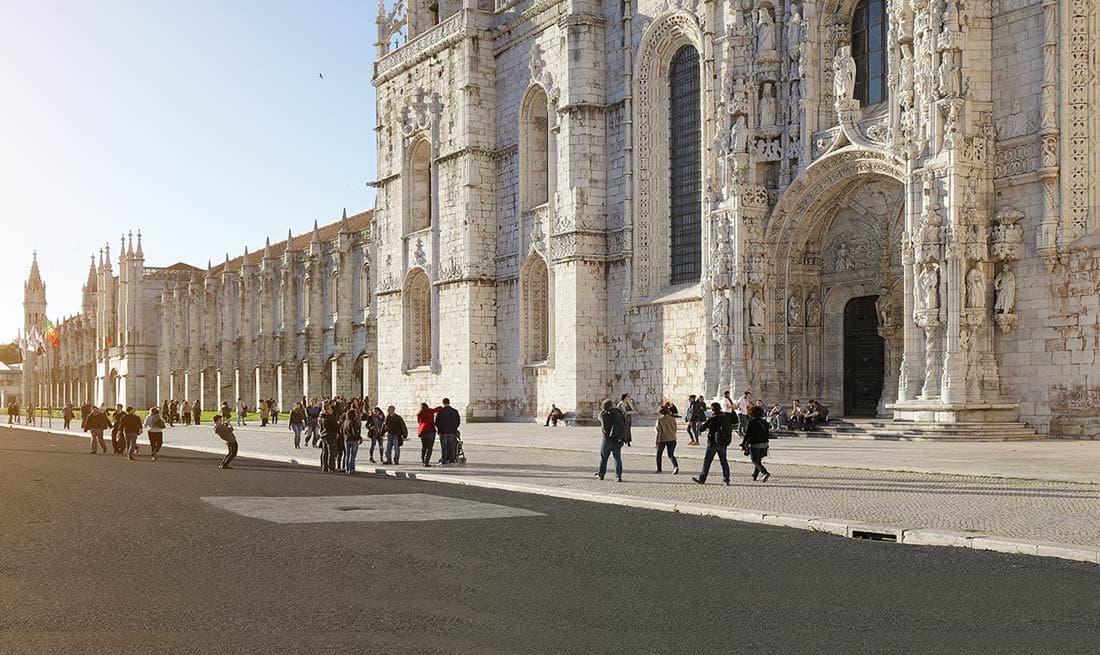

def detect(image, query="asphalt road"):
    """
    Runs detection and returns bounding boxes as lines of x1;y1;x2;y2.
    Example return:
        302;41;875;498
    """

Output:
1;430;1097;654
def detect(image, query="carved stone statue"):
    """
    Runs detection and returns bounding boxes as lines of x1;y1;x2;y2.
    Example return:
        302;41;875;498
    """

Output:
876;293;895;328
759;83;777;128
788;81;801;124
757;6;777;56
730;115;748;153
749;292;765;327
712;294;730;338
787;294;802;327
965;267;985;309
835;242;855;271
787;4;802;58
806;292;822;327
919;264;939;311
834;46;856;102
938;54;962;99
994;267;1016;314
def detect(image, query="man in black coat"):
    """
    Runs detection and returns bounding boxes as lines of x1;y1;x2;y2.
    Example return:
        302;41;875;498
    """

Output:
119;407;144;461
434;398;462;465
692;402;736;486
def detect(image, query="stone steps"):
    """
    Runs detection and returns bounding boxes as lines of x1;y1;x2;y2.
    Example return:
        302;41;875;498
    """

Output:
774;418;1042;442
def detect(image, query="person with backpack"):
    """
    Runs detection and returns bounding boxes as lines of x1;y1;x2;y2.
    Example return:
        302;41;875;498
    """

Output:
740;404;772;482
692;402;736;486
595;399;628;482
213;415;237;469
144;406;167;461
343;408;363;475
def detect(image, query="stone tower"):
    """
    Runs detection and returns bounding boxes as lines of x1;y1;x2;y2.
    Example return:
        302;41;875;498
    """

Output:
23;252;47;406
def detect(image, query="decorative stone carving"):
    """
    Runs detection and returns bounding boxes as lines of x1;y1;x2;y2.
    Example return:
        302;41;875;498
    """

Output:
756;6;777;59
994;266;1016;314
833;46;856;104
965;267;985;310
749;292;765;327
787;293;802;327
786;3;802;60
805;292;822;327
918;263;939;312
413;237;426;266
937;53;962;99
991;208;1024;262
712;293;730;340
759;83;777;128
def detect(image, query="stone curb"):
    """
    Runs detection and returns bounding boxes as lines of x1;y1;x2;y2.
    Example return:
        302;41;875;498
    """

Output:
6;424;1098;566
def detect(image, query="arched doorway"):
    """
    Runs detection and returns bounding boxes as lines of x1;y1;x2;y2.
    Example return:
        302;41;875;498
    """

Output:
843;295;884;416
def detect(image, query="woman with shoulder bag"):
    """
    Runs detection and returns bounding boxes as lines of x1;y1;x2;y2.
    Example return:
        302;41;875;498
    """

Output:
343;409;363;475
739;404;772;482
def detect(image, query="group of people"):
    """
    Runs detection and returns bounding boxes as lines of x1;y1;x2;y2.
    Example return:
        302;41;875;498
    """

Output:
281;396;464;474
6;400;36;425
596;390;774;485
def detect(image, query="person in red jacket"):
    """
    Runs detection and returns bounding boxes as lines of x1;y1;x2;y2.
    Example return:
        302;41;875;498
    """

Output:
416;402;437;467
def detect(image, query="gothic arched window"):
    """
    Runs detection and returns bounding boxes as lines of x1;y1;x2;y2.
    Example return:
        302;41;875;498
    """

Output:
360;263;371;316
408;139;432;233
404;269;432;368
852;0;888;107
668;44;702;286
521;255;549;363
520;85;550;210
331;270;340;316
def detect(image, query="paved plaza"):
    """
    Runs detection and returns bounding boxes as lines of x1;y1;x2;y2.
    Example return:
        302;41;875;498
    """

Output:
7;421;1100;560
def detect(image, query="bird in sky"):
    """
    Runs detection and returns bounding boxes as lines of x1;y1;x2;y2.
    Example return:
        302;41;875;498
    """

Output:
319;73;324;79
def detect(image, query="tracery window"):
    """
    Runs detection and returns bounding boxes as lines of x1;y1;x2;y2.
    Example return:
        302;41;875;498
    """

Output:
520;85;550;210
521;255;549;363
360;263;371;316
668;44;702;286
408;139;432;233
404;269;432;368
331;270;340;316
851;0;888;107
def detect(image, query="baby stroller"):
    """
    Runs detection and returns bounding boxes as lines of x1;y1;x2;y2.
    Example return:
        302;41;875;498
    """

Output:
455;435;467;465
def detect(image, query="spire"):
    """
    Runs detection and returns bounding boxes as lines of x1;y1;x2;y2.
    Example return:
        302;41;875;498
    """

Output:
263;236;271;259
26;251;44;291
98;247;104;268
127;231;134;255
339;208;350;234
119;235;126;262
85;255;97;291
312;219;321;242
206;259;213;279
136;230;143;256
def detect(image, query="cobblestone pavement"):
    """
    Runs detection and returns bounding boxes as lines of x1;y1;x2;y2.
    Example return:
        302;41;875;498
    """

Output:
16;420;1100;550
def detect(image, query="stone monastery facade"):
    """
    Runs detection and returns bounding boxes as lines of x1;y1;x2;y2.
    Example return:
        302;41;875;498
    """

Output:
22;213;377;414
23;0;1100;437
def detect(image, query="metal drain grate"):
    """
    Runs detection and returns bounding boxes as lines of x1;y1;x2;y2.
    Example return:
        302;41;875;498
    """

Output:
851;530;898;542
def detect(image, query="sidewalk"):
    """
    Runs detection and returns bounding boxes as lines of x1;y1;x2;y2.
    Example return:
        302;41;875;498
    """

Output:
7;421;1100;564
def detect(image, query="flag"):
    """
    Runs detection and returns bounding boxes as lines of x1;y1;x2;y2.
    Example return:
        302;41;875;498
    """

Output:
45;319;60;348
17;330;27;359
26;328;40;353
105;335;113;348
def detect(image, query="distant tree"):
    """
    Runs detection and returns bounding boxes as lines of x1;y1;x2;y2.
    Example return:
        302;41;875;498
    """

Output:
0;341;21;365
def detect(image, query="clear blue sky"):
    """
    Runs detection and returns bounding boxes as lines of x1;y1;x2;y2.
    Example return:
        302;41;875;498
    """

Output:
0;0;377;343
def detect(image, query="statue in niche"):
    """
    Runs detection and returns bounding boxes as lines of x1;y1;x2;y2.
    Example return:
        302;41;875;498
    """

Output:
757;6;777;56
919;264;939;311
834;46;856;102
787;3;802;57
938;53;962;99
749;292;766;327
730;115;748;153
965;267;985;309
898;45;914;109
875;293;895;328
787;294;803;327
994;266;1016;314
788;81;801;126
835;241;855;271
712;294;731;339
759;83;777;128
806;292;822;327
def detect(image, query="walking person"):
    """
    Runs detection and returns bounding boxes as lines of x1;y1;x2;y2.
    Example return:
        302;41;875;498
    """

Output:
235;398;246;426
692;402;736;486
735;390;752;436
168;400;178;427
213;415;237;469
85;405;110;454
304;398;321;447
319;402;341;472
119;406;144;461
144;407;166;461
288;402;306;449
595;399;627;482
343;408;362;475
655;404;679;474
110;404;126;454
382;405;407;465
434;398;461;465
740;405;772;482
182;400;192;426
220;401;231;422
416;402;437;467
260;400;270;427
616;393;637;447
62;402;74;430
269;400;279;425
192;400;202;426
367;407;385;463
685;394;706;445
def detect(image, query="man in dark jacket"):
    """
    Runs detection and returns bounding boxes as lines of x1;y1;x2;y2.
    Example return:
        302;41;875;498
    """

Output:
382;406;407;465
434;398;462;466
213;415;237;469
319;402;342;472
595;399;627;482
692;402;736;486
85;406;111;453
110;404;126;454
119;407;144;461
